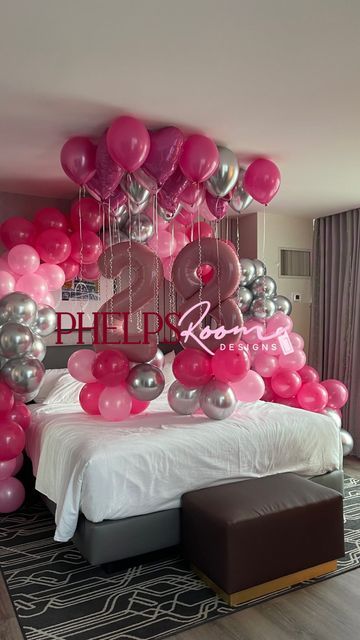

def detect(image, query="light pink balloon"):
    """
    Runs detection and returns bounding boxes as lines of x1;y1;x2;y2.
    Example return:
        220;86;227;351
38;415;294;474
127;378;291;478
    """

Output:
0;458;17;481
8;244;40;275
0;270;15;296
289;332;304;350
278;349;306;371
232;370;265;402
0;477;25;513
36;264;65;291
68;349;97;383
242;320;266;345
253;352;279;378
266;311;293;335
148;229;177;258
38;291;56;307
98;385;132;422
15;273;48;301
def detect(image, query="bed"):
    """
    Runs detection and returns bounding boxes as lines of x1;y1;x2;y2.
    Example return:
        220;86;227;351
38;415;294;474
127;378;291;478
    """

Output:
26;345;344;565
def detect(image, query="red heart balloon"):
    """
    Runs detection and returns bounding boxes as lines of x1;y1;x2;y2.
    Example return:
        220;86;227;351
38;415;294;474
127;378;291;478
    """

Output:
142;127;184;188
205;191;229;220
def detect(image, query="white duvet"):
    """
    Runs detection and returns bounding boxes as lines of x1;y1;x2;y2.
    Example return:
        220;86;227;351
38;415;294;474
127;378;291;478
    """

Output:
27;397;343;542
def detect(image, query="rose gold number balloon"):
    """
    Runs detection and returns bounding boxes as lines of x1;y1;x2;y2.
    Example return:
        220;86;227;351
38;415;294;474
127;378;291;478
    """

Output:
172;238;242;353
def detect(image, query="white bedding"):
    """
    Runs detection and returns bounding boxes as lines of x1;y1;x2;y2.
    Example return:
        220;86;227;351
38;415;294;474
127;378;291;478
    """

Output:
26;396;343;542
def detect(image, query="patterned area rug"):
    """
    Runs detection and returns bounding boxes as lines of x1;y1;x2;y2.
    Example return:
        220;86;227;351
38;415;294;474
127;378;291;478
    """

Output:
1;476;360;640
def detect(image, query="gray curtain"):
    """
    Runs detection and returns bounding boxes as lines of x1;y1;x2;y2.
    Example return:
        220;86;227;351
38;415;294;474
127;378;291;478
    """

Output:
309;209;360;456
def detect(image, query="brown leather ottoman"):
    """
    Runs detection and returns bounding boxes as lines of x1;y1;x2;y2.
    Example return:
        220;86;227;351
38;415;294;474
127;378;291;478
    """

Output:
182;473;344;606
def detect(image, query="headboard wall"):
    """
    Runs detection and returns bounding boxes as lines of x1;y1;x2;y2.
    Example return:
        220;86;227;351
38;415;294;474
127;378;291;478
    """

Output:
43;343;176;369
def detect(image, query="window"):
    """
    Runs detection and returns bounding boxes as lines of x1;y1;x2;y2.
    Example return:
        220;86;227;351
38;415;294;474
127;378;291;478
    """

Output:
279;249;311;277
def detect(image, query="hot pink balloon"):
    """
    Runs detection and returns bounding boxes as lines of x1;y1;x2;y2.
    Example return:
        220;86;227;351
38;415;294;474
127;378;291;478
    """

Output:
34;208;68;232
297;382;328;412
299;365;320;384
0;420;25;462
173;348;212;388
35;229;72;264
278;349;307;371
179;134;219;183
131;398;150;415
8;244;40;275
15;273;48;302
98;385;132;422
13;452;24;475
173;229;188;253
59;257;80;281
0;270;15;296
79;382;104;415
81;262;100;281
70;198;102;232
181;183;204;210
266;311;293;335
0;217;36;249
196;264;214;284
107;116;150;172
86;133;124;201
71;230;103;265
212;343;250;383
0;382;14;416
321;379;349;409
232;370;265;402
0;458;17;481
8;403;31;431
244;158;281;205
271;370;302;398
68;349;97;383
142;126;184;188
253;352;279;377
0;477;25;513
176;208;195;226
186;221;214;241
261;378;276;402
205;191;229;220
275;395;300;408
60;136;96;186
36;264;65;291
289;332;304;351
148;229;176;258
92;350;129;387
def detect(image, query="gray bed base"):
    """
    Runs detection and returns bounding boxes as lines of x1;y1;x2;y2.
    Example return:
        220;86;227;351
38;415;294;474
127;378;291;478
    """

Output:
41;470;344;566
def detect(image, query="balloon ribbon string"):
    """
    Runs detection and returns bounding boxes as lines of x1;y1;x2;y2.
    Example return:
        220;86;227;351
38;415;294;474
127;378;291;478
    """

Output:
127;195;133;321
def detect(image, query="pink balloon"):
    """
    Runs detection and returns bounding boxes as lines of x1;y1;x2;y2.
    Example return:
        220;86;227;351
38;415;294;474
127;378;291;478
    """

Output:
261;336;282;356
297;382;328;412
244;158;281;205
0;420;25;462
38;291;55;307
205;191;229;220
13;452;24;475
0;477;25;513
253;352;279;377
92;350;129;387
34;208;68;232
81;262;100;281
275;395;300;408
86;133;124;201
142;126;184;188
278;349;307;371
173;348;212;388
266;311;293;335
212;343;250;383
7;402;31;431
0;217;36;249
176;208;195;227
196;264;214;284
321;379;348;410
271;370;302;398
59;257;80;281
60;136;96;186
0;269;15;296
16;273;48;301
299;365;320;384
242;319;266;345
232;370;265;402
98;385;132;422
289;332;304;350
79;382;104;415
107;116;150;172
0;458;17;481
8;244;40;275
179;134;219;183
35;229;72;264
68;349;97;383
131;398;150;415
261;378;276;402
186;221;214;241
147;229;176;258
70;198;102;232
158;167;190;213
71;230;103;265
181;183;205;210
173;229;188;254
36;264;65;291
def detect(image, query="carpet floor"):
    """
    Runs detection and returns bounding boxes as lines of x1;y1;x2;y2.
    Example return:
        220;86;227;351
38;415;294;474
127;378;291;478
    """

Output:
1;475;359;640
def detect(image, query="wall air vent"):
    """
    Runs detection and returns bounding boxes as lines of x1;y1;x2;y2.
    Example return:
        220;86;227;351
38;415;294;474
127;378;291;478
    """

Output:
279;248;311;277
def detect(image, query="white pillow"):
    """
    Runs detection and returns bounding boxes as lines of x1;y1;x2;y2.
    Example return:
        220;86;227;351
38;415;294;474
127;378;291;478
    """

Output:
42;372;83;405
34;369;68;403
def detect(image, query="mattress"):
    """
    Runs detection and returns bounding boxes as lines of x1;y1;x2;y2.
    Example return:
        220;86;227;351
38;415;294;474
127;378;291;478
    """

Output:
26;397;343;542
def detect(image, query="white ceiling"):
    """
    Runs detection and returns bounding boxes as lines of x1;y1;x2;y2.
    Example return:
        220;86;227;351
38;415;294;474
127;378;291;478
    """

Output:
0;0;360;217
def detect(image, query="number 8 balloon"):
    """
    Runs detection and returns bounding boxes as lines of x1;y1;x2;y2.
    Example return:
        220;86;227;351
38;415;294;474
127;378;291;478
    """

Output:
172;238;242;353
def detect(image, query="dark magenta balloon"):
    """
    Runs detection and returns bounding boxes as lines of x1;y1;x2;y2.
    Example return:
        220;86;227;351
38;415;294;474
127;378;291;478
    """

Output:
92;350;130;387
0;421;25;462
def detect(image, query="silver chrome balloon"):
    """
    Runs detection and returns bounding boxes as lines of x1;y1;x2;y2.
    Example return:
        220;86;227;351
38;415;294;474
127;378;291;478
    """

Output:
250;296;276;320
147;348;165;370
15;390;39;404
0;322;33;358
236;286;253;313
158;204;181;222
206;146;239;198
200;380;236;420
129;199;150;215
0;292;37;327
340;429;354;456
251;276;277;299
125;214;154;243
31;306;57;337
121;173;150;205
322;407;342;429
28;334;46;362
2;356;45;394
111;204;128;227
239;258;256;286
273;295;292;315
252;258;267;278
126;363;165;401
229;168;253;213
168;381;201;415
